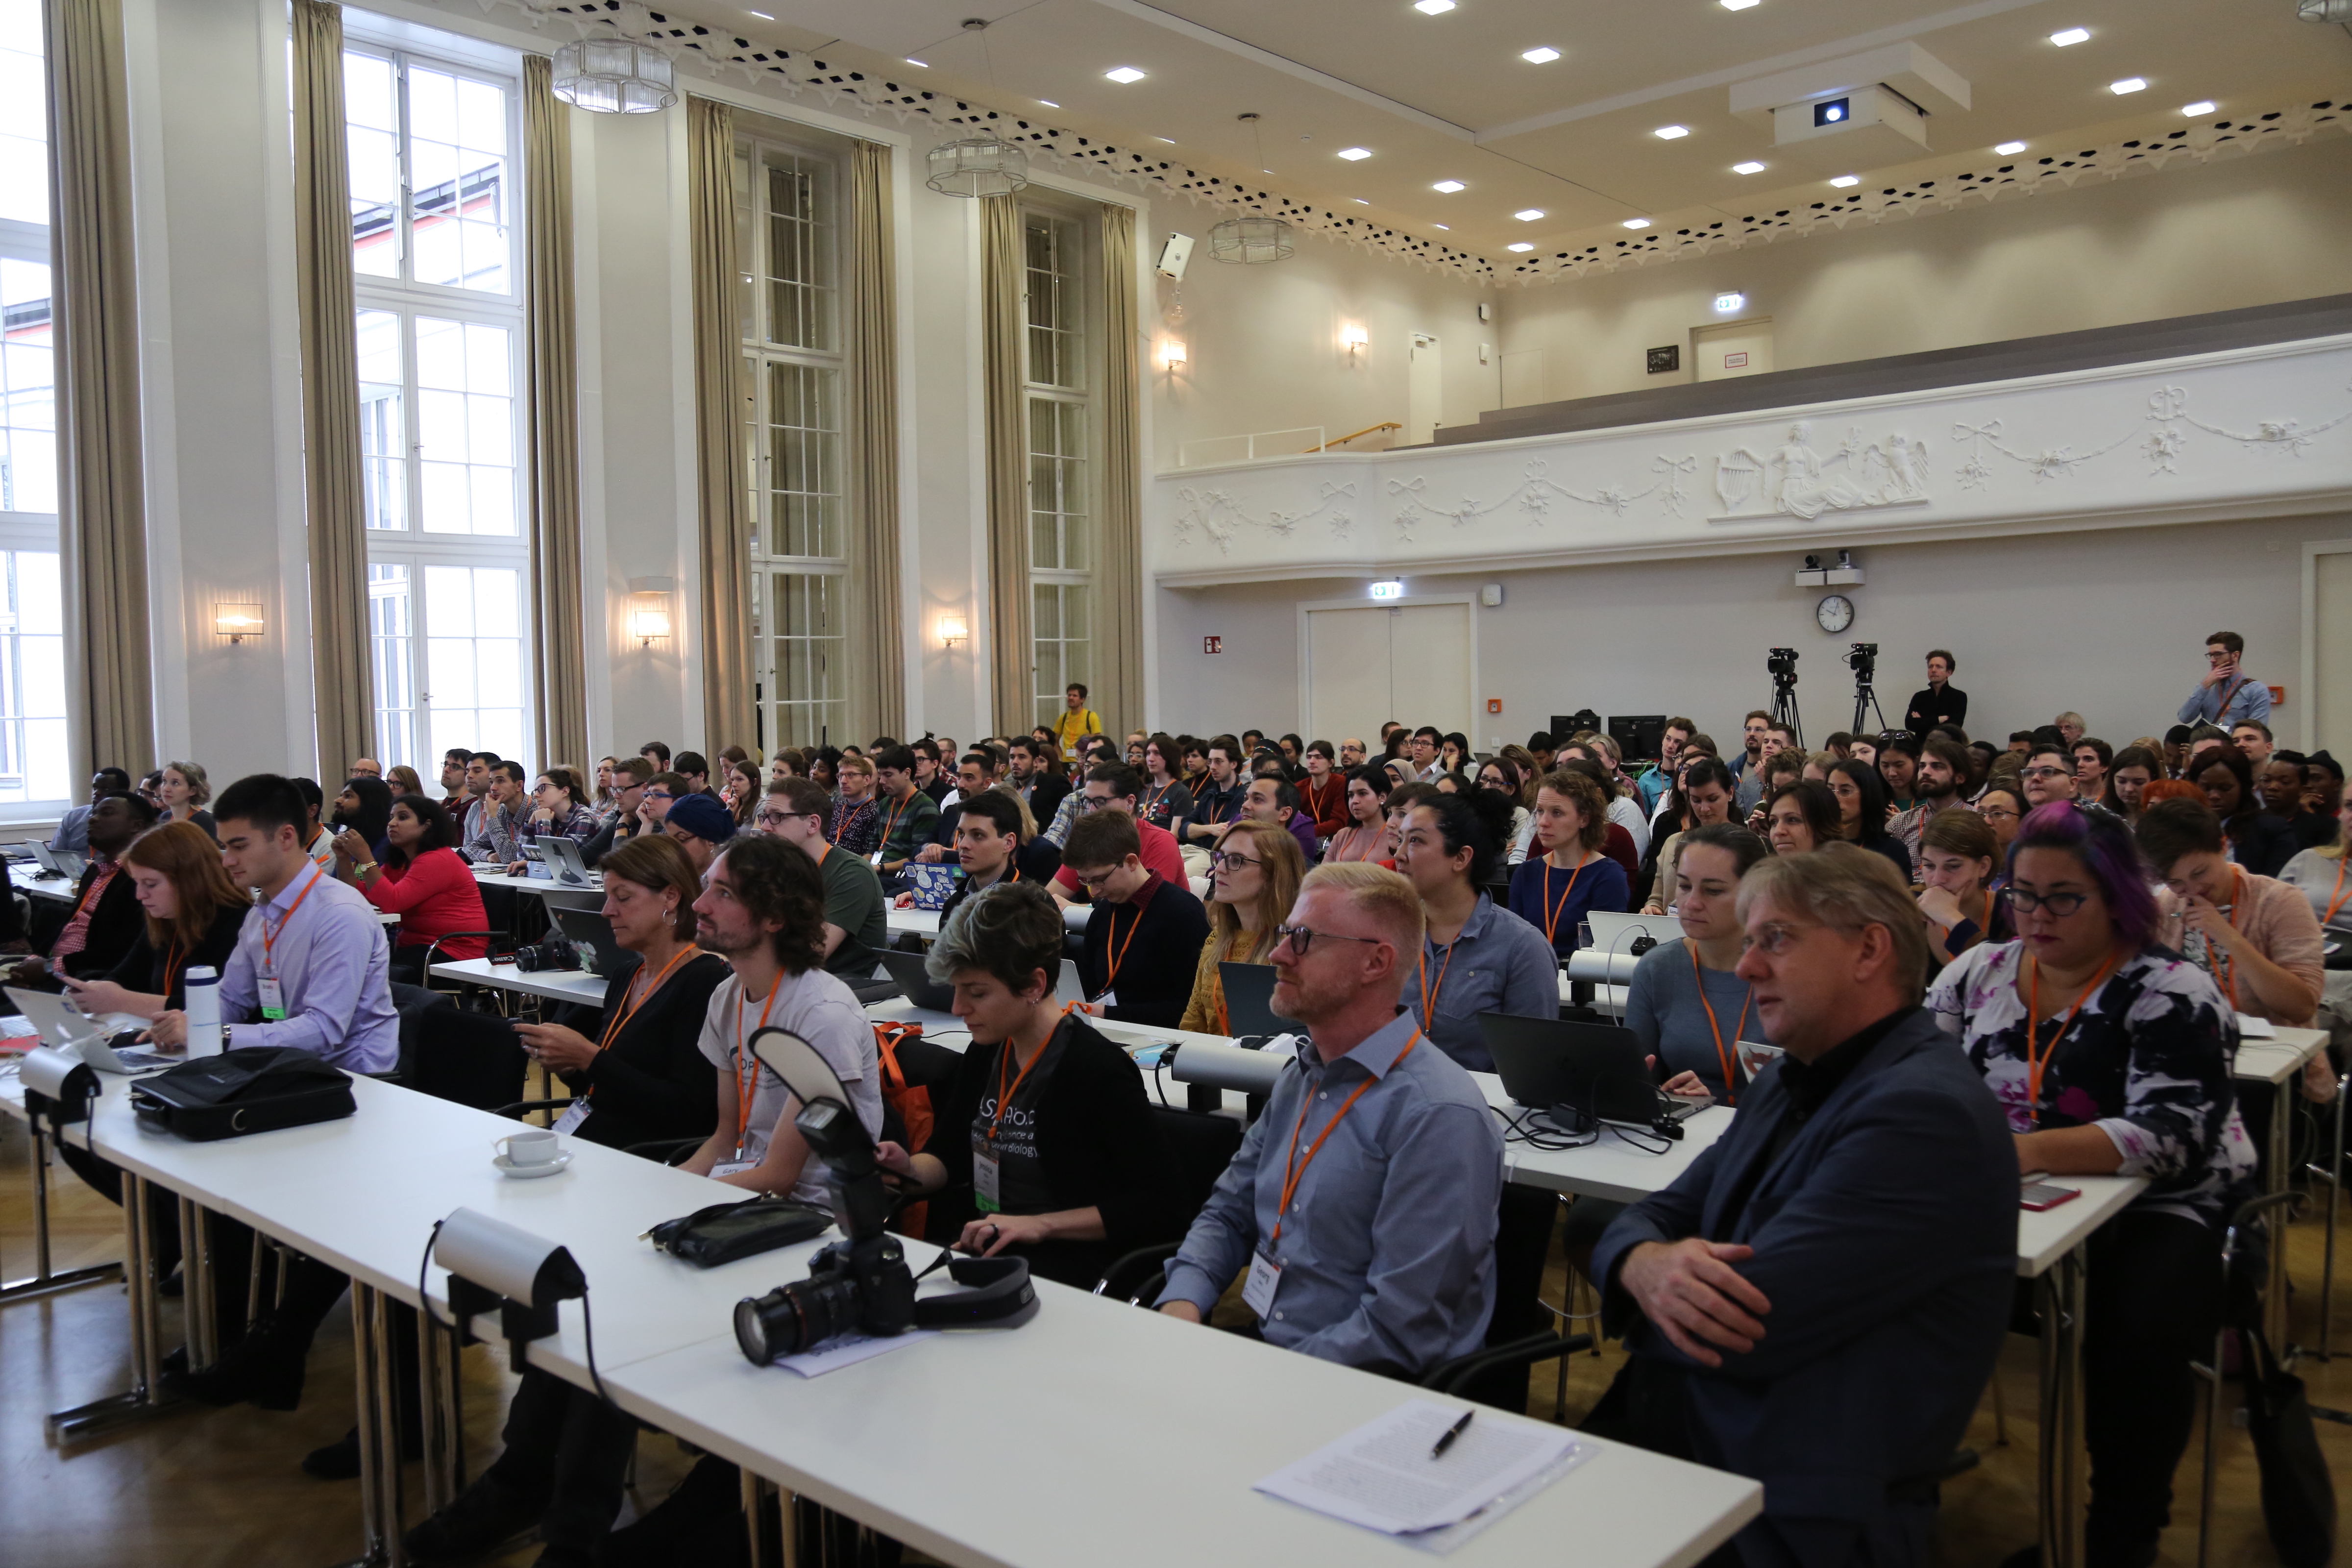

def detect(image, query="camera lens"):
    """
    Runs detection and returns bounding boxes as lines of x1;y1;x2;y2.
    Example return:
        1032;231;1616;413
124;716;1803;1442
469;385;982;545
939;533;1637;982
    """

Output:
734;1274;864;1364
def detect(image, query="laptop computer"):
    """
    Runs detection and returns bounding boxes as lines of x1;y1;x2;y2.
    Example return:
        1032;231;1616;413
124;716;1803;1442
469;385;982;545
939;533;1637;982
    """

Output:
1583;910;1686;957
1054;958;1086;1006
538;888;606;914
552;908;628;979
881;949;957;1014
538;835;594;886
4;986;174;1073
1218;961;1289;1038
28;843;83;880
1476;1013;1703;1127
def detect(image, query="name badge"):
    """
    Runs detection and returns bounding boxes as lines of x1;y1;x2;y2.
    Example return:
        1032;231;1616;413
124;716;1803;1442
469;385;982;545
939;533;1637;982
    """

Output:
1094;989;1118;1011
869;851;885;868
1242;1248;1282;1318
973;1141;1003;1212
552;1102;589;1135
710;1158;755;1180
257;977;287;1020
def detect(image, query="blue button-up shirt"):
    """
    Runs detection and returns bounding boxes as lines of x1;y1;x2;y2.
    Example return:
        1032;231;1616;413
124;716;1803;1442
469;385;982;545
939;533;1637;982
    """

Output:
218;867;399;1073
1408;892;1562;1072
1159;1010;1502;1375
2177;673;2272;728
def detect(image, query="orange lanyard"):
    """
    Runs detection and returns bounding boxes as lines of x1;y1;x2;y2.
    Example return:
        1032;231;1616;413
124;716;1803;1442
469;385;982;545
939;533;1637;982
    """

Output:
1418;938;1459;1024
2024;950;2120;1123
1539;854;1589;949
1304;776;1340;820
1688;943;1753;1107
2323;858;2351;931
69;862;117;921
988;1019;1060;1140
829;797;870;845
1272;1031;1421;1248
731;979;784;1158
2203;867;2247;1009
877;792;915;852
599;944;702;1053
262;867;326;974
162;941;185;1001
1096;901;1147;998
2215;674;2249;716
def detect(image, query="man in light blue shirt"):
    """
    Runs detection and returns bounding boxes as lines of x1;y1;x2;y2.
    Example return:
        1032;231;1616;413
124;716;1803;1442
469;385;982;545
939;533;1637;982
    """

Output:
2176;629;2273;728
1159;863;1501;1376
1636;719;1694;815
147;773;397;1072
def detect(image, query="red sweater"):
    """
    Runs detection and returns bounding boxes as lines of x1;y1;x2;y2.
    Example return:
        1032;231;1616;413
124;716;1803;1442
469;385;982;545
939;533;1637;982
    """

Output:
1299;773;1349;837
363;847;490;958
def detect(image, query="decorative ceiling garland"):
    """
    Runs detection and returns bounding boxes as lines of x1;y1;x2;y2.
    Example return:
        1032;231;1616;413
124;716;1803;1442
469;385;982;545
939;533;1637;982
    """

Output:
454;1;2346;291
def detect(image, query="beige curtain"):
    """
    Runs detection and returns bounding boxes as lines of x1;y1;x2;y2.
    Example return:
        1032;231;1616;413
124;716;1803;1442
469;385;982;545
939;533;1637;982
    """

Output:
44;0;152;777
980;193;1029;735
688;97;754;753
1097;204;1144;736
522;57;586;771
291;0;373;778
846;140;903;741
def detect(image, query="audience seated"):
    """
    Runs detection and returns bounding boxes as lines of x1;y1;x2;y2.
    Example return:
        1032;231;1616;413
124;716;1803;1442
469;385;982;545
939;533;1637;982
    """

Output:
1829;758;1914;882
1508;768;1631;959
1062;809;1210;1029
1183;735;1249;851
921;792;1036;924
2259;755;2339;851
827;754;882;856
1297;740;1348;840
1764;780;1839;857
869;745;942;875
1889;735;1969;863
762;776;889;979
1179;819;1304;1035
11;792;158;989
1928;804;2253;1568
583;756;653;864
2191;741;2298;876
339;795;490;983
1641;757;1736;914
331;775;395;866
461;760;528;865
880;879;1182;1289
2139;797;2327;1054
1874;733;1921;812
505;766;597;873
1626;824;1770;1105
1392;788;1557;1072
2279;772;2352;1049
1322;763;1393;864
48;767;130;854
1048;764;1186;906
657;792;736;878
2107;745;2161;823
1917;808;2001;966
1158;863;1503;1376
1593;846;2015;1568
157;760;217;840
1137;733;1195;832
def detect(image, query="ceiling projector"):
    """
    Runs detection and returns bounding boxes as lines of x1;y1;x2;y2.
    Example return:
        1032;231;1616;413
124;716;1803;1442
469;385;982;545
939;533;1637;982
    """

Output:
1730;43;1971;171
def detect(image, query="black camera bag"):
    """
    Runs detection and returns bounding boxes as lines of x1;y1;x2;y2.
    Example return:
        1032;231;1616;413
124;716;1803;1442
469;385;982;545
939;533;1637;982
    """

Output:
130;1047;357;1141
649;1197;833;1267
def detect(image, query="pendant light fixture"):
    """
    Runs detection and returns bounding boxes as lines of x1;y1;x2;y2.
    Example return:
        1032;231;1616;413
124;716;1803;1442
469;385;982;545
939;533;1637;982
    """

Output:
1208;114;1294;264
925;20;1031;197
550;25;677;115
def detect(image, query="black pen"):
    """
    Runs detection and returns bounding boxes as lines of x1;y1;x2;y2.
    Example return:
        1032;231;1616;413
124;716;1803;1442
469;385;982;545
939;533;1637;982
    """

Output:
1430;1407;1475;1459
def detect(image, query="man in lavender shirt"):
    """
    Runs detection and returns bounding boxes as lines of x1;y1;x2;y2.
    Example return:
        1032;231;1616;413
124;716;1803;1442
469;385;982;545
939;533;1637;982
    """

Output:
157;774;401;1466
146;773;398;1072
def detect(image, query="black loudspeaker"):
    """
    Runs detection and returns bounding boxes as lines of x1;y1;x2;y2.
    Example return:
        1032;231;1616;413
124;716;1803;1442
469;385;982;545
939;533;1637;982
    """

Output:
1609;715;1667;762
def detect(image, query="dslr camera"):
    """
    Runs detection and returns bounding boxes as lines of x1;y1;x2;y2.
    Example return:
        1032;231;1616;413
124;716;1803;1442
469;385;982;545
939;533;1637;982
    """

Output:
512;933;580;973
733;1031;1036;1364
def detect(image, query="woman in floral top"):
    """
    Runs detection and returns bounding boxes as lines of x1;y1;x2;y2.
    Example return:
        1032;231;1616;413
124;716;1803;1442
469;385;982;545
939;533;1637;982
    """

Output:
1927;801;2252;1568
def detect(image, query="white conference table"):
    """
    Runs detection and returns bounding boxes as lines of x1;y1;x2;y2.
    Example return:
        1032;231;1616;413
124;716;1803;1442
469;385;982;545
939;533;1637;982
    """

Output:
10;861;82;905
2236;1024;2330;1347
36;1066;1763;1568
430;955;607;1007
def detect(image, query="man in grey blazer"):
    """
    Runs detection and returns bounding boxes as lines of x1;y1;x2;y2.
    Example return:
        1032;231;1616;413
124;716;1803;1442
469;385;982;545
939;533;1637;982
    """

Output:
1591;845;2015;1568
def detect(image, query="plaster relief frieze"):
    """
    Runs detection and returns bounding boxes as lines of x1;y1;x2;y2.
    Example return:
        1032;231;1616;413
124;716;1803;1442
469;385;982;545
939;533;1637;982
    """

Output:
1712;423;1931;522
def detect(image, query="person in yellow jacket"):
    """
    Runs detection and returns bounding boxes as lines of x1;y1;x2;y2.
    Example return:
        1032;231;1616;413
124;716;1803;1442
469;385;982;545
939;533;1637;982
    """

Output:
1049;683;1102;758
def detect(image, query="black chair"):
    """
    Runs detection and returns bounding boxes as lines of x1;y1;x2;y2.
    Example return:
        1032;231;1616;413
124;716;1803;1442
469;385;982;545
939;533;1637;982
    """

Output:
391;993;528;1113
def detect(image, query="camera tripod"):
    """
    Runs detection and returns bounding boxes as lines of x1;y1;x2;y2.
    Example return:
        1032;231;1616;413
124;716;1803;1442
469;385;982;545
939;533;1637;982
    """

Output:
1849;674;1888;739
1770;675;1803;752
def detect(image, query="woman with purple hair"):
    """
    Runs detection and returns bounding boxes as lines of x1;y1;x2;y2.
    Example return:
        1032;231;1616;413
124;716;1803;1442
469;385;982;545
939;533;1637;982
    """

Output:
1926;801;2253;1568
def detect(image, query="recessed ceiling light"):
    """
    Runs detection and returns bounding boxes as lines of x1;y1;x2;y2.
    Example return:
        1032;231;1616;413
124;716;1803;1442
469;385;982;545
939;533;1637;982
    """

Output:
1732;160;1766;174
2109;76;2146;95
1104;66;1146;83
1521;46;1560;63
1623;217;1652;229
1993;140;2026;155
1829;174;1860;187
1507;242;1535;252
1413;0;1455;13
1654;124;1690;140
1433;223;1450;230
2181;99;2215;116
1157;136;1176;143
1721;0;1760;9
1432;179;1466;193
905;57;929;67
1039;99;1059;108
748;10;773;18
1513;208;1545;221
1354;198;1370;204
2050;26;2090;46
1337;147;1372;160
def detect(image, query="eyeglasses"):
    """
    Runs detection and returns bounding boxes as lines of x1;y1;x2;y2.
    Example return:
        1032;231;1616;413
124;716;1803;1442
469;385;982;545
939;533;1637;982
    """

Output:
1981;806;2021;821
1078;793;1127;813
2021;766;2072;781
754;808;806;826
1272;923;1385;958
644;789;675;802
2009;886;2091;916
1069;866;1126;889
1207;849;1259;871
1740;920;1834;957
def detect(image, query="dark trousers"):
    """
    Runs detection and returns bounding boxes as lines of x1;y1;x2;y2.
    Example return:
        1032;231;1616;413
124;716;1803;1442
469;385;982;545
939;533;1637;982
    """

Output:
482;1367;640;1555
2076;1207;2224;1566
389;945;430;987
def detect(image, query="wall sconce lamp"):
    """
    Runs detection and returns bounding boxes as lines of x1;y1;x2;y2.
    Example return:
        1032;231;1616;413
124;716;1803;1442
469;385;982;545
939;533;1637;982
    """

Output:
626;577;674;649
940;613;970;650
1341;324;1369;359
215;603;266;644
1158;338;1187;369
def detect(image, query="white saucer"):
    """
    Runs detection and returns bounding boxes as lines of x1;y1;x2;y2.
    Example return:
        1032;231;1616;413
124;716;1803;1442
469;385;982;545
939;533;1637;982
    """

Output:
493;1152;572;1179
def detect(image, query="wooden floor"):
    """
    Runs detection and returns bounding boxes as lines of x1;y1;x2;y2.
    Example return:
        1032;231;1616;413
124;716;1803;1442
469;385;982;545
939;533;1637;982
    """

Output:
5;1107;2349;1567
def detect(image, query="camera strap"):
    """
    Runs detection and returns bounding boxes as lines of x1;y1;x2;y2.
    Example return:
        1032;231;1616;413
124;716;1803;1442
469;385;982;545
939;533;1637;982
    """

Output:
911;1253;1038;1328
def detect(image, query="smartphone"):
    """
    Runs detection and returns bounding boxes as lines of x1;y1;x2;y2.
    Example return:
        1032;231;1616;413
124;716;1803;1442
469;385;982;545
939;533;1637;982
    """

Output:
2020;1181;2081;1211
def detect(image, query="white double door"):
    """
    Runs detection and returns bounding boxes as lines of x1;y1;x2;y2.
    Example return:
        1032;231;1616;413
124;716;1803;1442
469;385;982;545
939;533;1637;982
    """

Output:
1304;602;1473;747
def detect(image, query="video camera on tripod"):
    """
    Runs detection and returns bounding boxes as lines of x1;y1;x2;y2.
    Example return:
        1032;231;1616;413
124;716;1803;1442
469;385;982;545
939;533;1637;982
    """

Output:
1764;648;1803;750
731;1029;1038;1364
1846;642;1879;676
1843;643;1889;735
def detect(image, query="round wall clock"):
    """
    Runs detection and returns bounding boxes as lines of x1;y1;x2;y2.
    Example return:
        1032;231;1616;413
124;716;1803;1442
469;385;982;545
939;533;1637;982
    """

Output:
1815;593;1856;633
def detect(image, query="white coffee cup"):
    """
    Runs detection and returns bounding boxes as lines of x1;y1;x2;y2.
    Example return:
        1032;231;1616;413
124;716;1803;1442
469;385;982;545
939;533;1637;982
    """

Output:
494;1128;561;1166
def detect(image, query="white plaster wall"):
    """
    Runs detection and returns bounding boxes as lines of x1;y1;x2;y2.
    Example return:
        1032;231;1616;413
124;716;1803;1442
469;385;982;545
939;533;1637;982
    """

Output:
1495;138;2352;408
1155;508;2350;755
